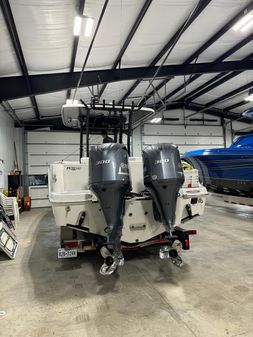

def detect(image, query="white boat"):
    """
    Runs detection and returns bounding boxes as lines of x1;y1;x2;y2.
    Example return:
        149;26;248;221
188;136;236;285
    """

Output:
48;101;208;275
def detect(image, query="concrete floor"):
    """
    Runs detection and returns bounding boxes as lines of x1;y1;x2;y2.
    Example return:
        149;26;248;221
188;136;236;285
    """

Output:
0;195;253;337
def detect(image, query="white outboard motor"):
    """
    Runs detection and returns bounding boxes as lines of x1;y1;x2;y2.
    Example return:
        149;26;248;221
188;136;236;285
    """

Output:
143;143;184;234
89;143;131;275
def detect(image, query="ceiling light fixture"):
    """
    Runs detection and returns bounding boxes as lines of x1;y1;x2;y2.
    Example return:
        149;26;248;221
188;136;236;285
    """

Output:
150;117;162;123
240;17;253;32
66;99;79;105
84;17;94;37
73;16;82;36
73;15;94;37
232;11;253;32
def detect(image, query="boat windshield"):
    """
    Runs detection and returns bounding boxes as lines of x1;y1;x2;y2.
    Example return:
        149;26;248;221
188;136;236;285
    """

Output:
230;134;253;148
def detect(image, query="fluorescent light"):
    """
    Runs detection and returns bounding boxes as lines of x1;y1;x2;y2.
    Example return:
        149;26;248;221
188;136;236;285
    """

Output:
240;17;253;32
245;95;253;102
84;17;94;37
73;15;94;37
73;16;82;36
150;117;162;123
232;11;253;32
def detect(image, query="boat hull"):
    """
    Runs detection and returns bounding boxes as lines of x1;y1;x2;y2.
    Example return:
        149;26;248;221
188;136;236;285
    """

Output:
183;151;253;196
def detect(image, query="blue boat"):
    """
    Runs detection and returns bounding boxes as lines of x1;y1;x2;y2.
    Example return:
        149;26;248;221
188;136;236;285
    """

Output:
182;134;253;197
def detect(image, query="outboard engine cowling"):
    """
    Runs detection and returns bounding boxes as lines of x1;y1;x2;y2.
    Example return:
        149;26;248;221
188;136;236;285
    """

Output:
89;143;131;275
143;143;184;234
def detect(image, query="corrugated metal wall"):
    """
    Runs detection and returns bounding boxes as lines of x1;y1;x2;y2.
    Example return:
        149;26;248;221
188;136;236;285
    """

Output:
142;124;224;153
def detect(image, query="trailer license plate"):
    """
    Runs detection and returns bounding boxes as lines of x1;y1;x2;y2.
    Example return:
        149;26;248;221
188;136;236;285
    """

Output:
58;248;77;259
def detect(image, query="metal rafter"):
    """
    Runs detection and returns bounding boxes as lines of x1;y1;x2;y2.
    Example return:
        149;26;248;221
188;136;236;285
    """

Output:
185;81;253;119
151;1;253;110
1;101;22;126
66;0;86;99
181;53;253;102
164;102;245;121
117;0;212;104
160;34;253;104
98;0;153;99
204;81;253;109
0;0;41;120
224;100;249;112
1;59;252;101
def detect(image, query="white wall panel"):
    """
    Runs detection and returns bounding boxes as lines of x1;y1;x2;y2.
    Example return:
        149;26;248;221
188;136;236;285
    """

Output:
27;131;102;145
28;185;50;208
143;135;223;145
143;124;223;136
28;154;79;166
27;144;84;155
143;122;224;154
28;166;50;175
0;109;15;188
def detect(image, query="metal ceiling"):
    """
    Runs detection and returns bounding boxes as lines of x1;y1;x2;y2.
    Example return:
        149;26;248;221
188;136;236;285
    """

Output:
0;0;252;128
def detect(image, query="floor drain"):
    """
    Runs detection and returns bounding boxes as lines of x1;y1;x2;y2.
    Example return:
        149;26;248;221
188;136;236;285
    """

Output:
0;310;6;319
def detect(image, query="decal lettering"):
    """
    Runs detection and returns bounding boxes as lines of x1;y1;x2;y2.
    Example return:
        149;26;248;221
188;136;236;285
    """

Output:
96;160;111;165
66;166;81;171
155;159;170;164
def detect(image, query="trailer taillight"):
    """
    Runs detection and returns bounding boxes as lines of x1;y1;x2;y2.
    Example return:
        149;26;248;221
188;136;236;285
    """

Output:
63;241;79;248
185;229;197;235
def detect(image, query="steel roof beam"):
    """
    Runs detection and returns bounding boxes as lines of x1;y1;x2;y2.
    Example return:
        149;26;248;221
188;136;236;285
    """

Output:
117;0;212;104
202;81;253;110
185;81;253;119
166;102;247;121
1;101;22;126
224;100;249;112
98;0;153;99
152;1;253;110
1;0;41;119
181;53;253;102
163;35;253;103
1;59;252;101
